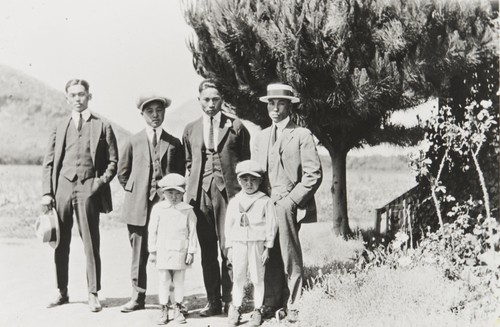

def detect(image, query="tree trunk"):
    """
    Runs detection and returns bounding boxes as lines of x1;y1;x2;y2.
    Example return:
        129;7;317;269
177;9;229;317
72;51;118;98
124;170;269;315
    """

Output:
327;145;352;238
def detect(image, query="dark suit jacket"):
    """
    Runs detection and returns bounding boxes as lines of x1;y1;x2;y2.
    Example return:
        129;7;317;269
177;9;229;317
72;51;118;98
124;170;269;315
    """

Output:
254;120;322;223
182;112;250;203
118;129;185;226
42;114;118;213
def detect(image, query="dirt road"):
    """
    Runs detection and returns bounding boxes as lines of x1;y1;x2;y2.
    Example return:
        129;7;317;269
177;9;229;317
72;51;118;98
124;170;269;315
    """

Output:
0;226;249;327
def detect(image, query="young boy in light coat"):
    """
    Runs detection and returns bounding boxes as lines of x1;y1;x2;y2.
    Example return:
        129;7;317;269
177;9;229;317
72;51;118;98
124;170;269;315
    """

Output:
225;160;277;327
148;173;197;325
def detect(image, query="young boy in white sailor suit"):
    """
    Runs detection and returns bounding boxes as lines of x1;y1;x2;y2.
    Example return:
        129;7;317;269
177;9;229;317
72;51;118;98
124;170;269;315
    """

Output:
225;160;277;327
148;173;198;325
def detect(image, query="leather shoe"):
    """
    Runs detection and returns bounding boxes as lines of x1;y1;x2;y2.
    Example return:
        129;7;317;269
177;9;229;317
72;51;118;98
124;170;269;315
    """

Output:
121;299;145;313
199;302;222;317
223;302;231;314
88;293;102;312
46;291;69;308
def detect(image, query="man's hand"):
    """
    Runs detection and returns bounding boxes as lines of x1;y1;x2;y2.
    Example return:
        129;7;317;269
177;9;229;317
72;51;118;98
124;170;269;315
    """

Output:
40;195;54;214
90;178;104;195
149;252;157;264
185;253;194;265
227;248;233;264
261;247;270;265
276;196;296;211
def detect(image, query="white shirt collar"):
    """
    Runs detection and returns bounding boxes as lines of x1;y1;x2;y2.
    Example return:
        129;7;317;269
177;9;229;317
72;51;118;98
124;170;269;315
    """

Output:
202;111;222;125
273;116;290;131
162;200;192;210
71;109;91;128
146;126;164;143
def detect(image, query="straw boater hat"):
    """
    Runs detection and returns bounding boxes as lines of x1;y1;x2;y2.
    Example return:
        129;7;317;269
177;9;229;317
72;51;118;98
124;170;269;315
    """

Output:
158;173;186;193
259;83;300;103
34;208;60;249
235;160;264;178
136;93;172;111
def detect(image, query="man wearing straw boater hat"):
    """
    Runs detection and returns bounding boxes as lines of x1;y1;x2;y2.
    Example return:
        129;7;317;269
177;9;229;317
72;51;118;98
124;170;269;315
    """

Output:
118;92;185;313
254;83;322;322
41;79;118;312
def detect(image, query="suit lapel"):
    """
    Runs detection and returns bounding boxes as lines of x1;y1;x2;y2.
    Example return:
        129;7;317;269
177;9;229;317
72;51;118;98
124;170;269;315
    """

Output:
90;115;102;164
159;130;170;160
217;113;231;148
260;127;272;170
193;117;204;152
278;120;296;155
54;117;72;168
139;129;151;162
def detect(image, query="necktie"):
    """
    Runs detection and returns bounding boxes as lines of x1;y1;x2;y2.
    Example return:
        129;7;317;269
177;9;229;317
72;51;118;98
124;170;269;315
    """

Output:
152;129;157;148
208;117;215;151
77;113;83;132
271;125;277;146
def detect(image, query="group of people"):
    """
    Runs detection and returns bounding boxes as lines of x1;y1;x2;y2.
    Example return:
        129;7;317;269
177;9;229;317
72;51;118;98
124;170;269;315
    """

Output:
41;78;322;326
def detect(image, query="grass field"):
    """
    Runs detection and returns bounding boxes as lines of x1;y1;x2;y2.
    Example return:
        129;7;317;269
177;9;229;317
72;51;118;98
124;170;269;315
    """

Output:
3;162;496;326
0;157;416;238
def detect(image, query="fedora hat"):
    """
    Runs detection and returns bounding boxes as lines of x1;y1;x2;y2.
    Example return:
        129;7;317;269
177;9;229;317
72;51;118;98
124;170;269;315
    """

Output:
259;83;300;103
136;93;172;111
34;208;60;249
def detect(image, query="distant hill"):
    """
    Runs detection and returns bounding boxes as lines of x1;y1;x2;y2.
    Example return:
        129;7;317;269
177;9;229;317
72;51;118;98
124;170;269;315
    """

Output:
0;65;130;164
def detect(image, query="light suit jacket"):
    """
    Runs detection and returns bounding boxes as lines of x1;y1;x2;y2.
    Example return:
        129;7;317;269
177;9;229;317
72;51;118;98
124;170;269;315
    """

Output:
182;112;250;204
117;129;185;226
42;114;118;213
254;120;322;223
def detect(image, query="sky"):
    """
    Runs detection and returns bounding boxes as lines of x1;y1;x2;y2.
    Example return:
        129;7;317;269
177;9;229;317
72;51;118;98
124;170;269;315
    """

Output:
0;0;432;155
0;0;201;133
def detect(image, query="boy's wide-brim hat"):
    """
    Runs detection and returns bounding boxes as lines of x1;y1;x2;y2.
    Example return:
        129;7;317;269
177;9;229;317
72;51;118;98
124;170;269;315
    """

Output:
158;173;186;193
236;160;264;178
34;208;60;249
136;93;172;111
259;83;300;103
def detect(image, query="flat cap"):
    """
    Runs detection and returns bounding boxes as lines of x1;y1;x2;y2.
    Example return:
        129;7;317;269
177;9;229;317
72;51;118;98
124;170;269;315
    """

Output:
236;160;264;178
136;93;172;111
158;173;186;193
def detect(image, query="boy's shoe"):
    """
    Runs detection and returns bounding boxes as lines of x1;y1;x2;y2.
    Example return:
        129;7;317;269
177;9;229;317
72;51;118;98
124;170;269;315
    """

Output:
173;303;187;324
88;293;102;312
179;302;189;316
157;305;169;325
286;309;299;323
248;308;263;327
227;305;241;327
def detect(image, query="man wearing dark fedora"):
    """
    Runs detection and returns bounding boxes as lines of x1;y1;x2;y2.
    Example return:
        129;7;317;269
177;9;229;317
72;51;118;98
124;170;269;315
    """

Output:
41;79;118;312
254;83;322;322
182;79;251;316
118;93;185;312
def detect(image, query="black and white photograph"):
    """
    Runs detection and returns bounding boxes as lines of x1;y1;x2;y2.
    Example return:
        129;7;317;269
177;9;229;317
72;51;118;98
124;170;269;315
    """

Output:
0;0;498;326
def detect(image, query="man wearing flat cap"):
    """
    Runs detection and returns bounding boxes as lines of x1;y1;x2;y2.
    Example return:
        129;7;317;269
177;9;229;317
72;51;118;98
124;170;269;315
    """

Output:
41;79;118;312
118;93;185;312
182;79;251;316
254;83;322;322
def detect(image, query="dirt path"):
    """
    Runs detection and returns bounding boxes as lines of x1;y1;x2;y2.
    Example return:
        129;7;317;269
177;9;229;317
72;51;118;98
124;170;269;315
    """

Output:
0;226;254;327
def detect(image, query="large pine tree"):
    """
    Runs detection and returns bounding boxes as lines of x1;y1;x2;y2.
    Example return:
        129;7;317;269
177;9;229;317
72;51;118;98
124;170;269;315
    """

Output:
183;0;498;236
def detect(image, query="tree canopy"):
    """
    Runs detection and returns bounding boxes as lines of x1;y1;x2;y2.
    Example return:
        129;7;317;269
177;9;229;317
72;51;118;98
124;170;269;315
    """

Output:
184;0;498;235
